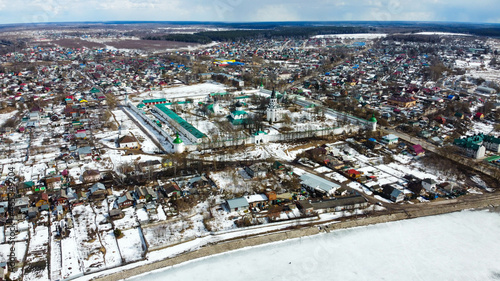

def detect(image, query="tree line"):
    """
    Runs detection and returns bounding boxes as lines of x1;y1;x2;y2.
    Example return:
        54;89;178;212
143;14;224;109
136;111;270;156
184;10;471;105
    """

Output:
142;26;369;43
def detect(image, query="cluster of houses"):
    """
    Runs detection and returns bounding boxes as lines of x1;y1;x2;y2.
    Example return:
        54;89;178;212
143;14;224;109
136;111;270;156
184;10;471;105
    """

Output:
0;170;218;227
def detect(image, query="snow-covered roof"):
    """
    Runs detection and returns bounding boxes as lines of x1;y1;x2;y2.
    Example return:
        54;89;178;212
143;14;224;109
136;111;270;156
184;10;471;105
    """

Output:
300;173;340;194
245;194;268;203
382;134;399;140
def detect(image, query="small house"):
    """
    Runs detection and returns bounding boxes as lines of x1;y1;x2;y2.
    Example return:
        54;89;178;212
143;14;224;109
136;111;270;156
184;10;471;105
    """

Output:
117;135;139;149
88;182;107;201
226;197;249;212
138;160;161;173
346;169;362;179
78;146;92;161
45;176;62;190
161;183;181;198
411;145;425;157
134;186;148;203
422;178;438;192
474;112;484;120
381;134;399;145
117;192;134;209
245;194;268;210
296;200;314;215
109;209;125;220
244;163;268;178
82;170;101;183
27;207;39;219
382;185;404;203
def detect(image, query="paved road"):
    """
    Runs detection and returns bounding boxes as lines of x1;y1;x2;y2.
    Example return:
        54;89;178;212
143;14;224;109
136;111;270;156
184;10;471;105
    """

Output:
381;127;437;153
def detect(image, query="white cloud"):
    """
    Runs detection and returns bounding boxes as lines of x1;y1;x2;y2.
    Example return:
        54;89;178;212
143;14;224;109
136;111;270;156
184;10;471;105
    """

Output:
0;0;500;24
253;4;301;22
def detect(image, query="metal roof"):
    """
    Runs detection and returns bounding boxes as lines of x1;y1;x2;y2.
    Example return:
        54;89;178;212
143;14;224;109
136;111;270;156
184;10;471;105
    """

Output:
226;197;249;210
155;104;206;139
300;173;340;194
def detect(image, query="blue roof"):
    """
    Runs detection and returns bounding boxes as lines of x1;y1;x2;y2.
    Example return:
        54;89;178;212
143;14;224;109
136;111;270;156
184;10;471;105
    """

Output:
78;146;92;154
391;188;402;198
227;197;249;210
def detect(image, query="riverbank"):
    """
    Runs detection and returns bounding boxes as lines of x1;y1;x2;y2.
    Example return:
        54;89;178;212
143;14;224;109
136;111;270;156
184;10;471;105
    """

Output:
89;194;500;281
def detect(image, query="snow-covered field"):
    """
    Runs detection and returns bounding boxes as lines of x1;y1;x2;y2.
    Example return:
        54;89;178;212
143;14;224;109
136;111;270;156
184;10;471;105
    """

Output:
313;33;387;39
414;32;471;36
117;228;144;263
127;210;500;281
134;82;227;101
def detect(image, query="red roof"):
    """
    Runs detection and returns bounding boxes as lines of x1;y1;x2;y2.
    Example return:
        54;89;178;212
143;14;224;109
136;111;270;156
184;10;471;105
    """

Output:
412;144;425;154
347;169;361;175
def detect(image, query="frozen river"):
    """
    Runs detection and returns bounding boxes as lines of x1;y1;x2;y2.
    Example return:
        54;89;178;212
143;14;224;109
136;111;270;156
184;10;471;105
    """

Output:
126;210;500;281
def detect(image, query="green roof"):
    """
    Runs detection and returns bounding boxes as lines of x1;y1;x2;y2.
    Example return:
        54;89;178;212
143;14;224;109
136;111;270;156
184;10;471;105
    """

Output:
155;104;206;139
232;110;247;116
234;95;251;100
24;181;35;188
484;134;500;144
228;117;246;125
137;103;145;108
210;92;230;96
368;114;377;122
485;155;500;162
143;98;168;104
90;87;100;93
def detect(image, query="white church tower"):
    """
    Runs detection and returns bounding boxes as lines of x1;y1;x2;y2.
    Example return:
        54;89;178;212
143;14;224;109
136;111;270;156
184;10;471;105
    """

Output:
266;88;280;123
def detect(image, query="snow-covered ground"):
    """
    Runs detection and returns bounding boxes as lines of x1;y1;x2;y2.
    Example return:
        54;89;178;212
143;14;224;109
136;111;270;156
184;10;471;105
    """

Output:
117;228;144;263
126;210;500;281
0;110;18;126
414;32;471;36
134;82;227;101
24;221;50;281
313;33;387;39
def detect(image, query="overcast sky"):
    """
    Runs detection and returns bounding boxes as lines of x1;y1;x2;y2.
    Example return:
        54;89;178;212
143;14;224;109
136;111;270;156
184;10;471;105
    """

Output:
0;0;499;25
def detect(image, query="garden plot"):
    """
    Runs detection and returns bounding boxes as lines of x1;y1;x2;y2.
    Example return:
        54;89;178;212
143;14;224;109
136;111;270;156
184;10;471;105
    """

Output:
93;200;113;232
60;232;82;279
144;202;209;250
72;204;106;272
49;220;62;280
387;162;438;181
0;241;27;280
143;220;191;250
24;223;49;281
113;207;138;230
101;230;122;268
116;228;144;263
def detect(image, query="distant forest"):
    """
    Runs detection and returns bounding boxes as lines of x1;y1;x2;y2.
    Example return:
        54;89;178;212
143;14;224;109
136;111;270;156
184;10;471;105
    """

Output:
142;26;372;43
141;23;500;43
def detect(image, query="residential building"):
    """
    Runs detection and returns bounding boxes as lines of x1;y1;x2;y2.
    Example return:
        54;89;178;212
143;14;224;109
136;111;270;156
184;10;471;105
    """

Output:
381;134;399;145
300;173;340;196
